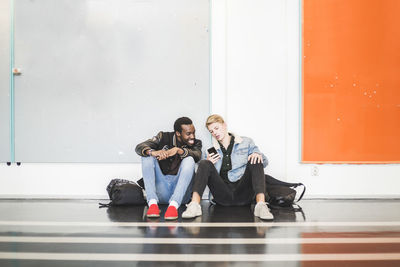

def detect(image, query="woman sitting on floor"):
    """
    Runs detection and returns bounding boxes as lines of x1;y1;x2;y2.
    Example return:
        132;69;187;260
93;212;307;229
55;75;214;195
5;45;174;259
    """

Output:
182;114;274;220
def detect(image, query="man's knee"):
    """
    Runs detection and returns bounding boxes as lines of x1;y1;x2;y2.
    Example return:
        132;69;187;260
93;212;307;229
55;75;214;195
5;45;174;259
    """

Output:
141;155;156;166
181;156;195;169
182;156;195;164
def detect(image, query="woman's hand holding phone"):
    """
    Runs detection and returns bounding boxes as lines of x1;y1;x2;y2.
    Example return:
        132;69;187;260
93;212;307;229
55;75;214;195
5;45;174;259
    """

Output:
207;147;221;164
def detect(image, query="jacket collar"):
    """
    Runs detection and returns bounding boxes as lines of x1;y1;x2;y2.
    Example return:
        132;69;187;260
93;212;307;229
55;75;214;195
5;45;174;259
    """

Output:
212;133;242;149
173;133;189;148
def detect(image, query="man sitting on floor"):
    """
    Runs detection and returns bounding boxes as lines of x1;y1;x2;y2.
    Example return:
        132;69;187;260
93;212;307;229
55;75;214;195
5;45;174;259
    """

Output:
135;117;202;220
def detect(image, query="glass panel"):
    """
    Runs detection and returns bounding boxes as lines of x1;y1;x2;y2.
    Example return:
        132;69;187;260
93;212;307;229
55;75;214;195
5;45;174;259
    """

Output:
14;0;210;162
0;0;11;162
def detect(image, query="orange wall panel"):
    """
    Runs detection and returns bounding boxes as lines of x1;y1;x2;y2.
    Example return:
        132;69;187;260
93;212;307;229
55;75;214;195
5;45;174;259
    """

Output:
302;0;400;163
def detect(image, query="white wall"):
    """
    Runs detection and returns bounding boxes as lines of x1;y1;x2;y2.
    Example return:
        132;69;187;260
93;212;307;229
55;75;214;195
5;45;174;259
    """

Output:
1;0;399;199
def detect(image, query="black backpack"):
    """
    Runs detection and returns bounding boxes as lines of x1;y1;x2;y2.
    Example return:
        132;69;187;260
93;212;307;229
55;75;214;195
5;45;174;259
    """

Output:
99;179;146;207
265;174;306;211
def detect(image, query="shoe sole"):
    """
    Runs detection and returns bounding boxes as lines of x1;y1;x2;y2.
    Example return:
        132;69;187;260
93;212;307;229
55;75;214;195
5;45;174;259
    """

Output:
147;214;160;218
182;213;201;219
165;216;178;220
258;216;274;221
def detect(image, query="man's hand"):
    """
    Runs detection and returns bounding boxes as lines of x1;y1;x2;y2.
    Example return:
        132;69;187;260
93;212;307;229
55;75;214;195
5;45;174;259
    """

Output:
150;148;184;160
207;152;221;164
248;153;263;164
150;150;169;160
166;147;184;158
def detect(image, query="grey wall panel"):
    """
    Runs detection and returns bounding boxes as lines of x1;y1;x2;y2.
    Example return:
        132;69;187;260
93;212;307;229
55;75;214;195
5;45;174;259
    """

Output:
0;0;11;162
14;0;210;162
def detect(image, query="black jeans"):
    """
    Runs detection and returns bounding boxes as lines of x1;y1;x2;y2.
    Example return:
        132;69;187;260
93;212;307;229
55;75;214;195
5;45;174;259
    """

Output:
192;160;265;206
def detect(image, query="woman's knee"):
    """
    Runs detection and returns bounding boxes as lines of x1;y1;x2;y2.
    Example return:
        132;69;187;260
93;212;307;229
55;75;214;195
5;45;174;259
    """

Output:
198;159;213;168
247;161;264;168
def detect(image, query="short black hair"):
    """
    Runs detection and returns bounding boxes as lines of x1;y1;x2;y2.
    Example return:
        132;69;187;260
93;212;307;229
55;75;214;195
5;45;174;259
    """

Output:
174;117;193;133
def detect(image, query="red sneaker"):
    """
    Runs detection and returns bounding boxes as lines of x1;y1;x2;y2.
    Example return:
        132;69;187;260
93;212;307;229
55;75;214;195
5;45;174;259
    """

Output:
147;204;160;218
164;206;178;220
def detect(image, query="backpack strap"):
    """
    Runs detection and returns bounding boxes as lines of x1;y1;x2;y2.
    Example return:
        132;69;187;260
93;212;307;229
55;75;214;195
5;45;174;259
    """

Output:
208;192;216;205
295;183;306;203
136;178;145;189
98;202;112;208
292;204;307;220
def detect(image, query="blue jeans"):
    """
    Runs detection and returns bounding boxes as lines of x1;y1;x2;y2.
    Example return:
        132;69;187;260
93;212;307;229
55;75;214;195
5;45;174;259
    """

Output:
141;156;195;206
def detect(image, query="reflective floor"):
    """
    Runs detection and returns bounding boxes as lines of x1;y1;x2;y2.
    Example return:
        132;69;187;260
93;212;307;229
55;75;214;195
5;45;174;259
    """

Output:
0;199;400;266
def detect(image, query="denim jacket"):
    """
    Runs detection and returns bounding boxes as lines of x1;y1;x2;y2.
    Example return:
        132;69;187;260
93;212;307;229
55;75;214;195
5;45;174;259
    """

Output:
206;133;268;183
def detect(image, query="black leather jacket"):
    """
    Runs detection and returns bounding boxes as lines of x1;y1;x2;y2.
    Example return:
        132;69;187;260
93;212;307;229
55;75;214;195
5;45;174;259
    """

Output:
135;131;202;175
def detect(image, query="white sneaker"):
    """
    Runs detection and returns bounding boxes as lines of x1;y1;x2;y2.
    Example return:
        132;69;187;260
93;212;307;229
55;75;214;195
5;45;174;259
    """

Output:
254;202;274;220
182;202;202;219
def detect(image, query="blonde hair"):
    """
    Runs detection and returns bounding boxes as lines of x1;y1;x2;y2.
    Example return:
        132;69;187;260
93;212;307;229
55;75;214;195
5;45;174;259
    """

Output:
205;114;225;128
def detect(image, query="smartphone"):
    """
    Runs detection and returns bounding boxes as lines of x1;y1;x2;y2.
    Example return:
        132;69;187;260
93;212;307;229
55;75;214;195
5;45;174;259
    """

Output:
207;147;218;155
